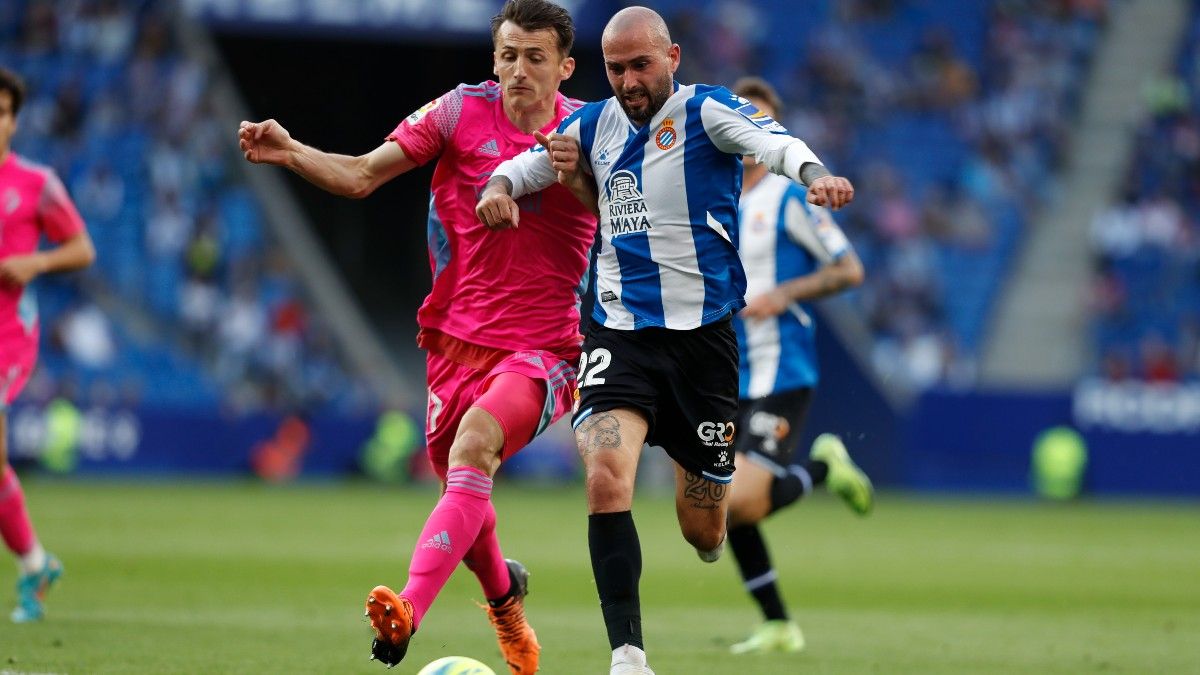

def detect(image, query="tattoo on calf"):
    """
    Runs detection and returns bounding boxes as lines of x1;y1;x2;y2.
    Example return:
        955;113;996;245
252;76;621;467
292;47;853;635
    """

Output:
683;472;727;509
577;413;622;455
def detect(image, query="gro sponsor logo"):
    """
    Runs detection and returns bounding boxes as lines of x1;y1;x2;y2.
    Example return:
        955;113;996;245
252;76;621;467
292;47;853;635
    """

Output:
697;421;735;447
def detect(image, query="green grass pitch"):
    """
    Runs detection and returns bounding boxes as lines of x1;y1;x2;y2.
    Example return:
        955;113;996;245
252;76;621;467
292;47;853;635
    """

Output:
2;478;1197;674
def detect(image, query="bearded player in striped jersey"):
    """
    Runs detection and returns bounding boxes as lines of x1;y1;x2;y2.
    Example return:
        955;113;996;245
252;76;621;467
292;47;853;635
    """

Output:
477;7;854;673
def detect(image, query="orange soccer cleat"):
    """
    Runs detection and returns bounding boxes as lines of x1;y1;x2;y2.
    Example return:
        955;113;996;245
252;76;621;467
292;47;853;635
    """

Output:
484;559;540;674
365;585;414;668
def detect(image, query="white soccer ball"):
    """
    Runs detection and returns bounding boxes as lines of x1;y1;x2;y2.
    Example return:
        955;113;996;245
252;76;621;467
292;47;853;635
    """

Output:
416;656;497;675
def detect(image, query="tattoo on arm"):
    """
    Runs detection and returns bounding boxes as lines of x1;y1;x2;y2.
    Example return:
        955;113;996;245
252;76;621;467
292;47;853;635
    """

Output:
483;175;513;196
799;161;831;186
683;472;727;510
577;413;622;456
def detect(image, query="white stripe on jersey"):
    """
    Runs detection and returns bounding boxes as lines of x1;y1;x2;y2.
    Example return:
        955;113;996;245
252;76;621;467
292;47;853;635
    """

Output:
740;174;791;299
594;233;635;329
741;173;790;399
746;315;783;398
643;88;705;328
707;211;733;242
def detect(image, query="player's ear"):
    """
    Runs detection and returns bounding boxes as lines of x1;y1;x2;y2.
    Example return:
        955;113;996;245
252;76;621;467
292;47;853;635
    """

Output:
560;55;576;81
492;50;500;78
668;43;681;74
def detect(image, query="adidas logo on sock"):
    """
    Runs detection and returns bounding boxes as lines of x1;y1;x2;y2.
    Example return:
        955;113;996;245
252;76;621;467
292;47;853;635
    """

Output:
421;530;453;553
477;139;500;156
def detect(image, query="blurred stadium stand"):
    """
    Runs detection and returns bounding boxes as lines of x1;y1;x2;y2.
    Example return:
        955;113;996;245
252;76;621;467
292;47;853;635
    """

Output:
1;0;1113;407
1088;0;1200;383
661;0;1110;392
2;0;376;415
4;0;1198;495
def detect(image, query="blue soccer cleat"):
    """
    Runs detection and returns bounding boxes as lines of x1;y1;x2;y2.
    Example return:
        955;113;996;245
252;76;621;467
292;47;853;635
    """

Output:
11;553;63;623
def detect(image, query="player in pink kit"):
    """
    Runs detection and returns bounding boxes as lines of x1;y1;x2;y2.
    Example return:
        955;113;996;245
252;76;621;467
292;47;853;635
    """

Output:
237;1;594;671
0;67;96;623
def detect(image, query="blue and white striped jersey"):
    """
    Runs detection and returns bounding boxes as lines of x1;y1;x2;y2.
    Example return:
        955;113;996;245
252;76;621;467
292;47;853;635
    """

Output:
735;172;852;399
494;83;824;331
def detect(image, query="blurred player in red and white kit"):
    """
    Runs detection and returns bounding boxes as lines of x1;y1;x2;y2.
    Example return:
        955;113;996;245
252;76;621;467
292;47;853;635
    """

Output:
0;66;96;623
237;1;595;671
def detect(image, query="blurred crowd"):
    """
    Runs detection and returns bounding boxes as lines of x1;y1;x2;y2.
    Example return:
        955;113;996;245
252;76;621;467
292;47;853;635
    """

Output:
670;0;1109;389
9;0;1178;407
1;0;368;413
1088;0;1200;383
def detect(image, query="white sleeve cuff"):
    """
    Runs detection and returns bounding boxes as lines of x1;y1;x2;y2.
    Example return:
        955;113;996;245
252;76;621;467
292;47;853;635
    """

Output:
492;159;526;199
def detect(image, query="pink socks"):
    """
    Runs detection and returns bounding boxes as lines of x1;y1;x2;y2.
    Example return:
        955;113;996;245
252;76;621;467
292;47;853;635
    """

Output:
463;497;512;601
401;466;509;628
0;465;36;557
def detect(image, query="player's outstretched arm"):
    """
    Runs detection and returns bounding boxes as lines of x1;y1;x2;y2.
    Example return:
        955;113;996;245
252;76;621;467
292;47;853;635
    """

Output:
0;231;95;287
703;96;856;209
238;119;417;199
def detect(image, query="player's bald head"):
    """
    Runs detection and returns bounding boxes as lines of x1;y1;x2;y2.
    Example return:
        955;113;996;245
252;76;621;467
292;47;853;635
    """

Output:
600;6;680;127
602;6;672;53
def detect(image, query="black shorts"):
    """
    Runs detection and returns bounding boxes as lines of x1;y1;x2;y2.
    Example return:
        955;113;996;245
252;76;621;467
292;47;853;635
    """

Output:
572;316;740;484
733;387;814;469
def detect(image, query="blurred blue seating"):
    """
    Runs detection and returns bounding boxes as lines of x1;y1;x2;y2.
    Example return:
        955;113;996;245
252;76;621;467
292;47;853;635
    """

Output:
1089;0;1200;380
4;0;363;413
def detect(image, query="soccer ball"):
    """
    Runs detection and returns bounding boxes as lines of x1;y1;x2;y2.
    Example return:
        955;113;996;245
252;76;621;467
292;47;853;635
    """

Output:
416;656;497;675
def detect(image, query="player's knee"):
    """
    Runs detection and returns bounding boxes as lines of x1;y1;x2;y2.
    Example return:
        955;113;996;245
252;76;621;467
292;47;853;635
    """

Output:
447;429;502;474
727;500;762;528
727;491;769;527
585;463;633;511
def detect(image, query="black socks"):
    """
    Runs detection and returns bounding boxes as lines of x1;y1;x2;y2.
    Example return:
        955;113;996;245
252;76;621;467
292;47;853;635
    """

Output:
728;523;787;621
768;460;828;515
589;511;643;650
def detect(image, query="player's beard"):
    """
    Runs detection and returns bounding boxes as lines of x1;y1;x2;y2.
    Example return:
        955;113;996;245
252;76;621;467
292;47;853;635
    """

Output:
619;76;673;127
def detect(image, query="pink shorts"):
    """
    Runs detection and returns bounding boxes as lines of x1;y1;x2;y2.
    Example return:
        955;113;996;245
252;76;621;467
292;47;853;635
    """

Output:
424;349;576;480
0;329;37;410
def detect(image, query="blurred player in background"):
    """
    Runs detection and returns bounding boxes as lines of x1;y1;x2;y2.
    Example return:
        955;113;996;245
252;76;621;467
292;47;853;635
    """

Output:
237;1;596;671
0;67;96;623
725;76;873;656
477;8;855;673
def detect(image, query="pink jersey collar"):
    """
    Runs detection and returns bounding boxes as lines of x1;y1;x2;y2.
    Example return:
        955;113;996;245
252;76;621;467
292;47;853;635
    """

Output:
492;88;568;145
